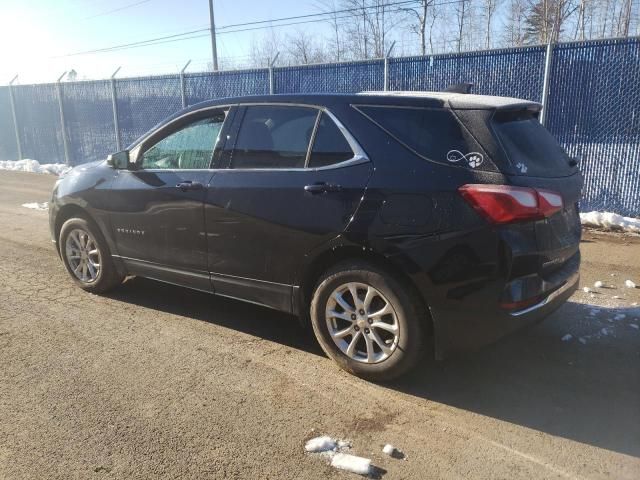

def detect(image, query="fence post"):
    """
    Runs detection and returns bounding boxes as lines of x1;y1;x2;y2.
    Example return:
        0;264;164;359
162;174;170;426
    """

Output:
540;42;554;126
110;67;122;152
269;52;280;95
8;75;23;160
180;60;191;109
56;71;71;166
383;41;396;92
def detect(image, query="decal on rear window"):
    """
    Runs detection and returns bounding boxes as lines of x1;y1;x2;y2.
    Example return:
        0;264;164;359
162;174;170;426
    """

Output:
446;150;484;168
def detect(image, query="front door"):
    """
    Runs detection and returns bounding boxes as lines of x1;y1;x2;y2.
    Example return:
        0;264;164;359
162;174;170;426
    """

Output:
205;105;373;310
109;109;229;291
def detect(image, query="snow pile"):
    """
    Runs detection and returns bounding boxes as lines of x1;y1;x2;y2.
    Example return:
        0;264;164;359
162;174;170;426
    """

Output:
305;435;379;475
0;159;70;176
22;202;48;211
580;211;640;233
561;334;573;342
625;280;637;289
305;436;337;453
594;281;604;288
330;453;371;476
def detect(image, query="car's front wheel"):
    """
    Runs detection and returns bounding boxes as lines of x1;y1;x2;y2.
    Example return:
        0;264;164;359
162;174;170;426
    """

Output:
59;217;124;293
310;261;427;381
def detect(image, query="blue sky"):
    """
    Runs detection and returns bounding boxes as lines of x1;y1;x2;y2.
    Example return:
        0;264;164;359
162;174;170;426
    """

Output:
0;0;329;83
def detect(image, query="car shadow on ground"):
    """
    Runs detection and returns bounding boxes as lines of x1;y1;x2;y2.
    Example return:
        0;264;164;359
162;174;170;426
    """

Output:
107;276;324;356
108;278;639;458
391;301;640;458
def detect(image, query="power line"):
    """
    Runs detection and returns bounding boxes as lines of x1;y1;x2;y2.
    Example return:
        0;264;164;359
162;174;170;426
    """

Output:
54;0;465;58
216;0;422;30
82;0;152;20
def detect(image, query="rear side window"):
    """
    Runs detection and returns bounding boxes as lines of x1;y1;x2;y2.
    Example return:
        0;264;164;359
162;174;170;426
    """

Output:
356;106;484;168
308;113;354;168
231;105;317;169
492;109;572;177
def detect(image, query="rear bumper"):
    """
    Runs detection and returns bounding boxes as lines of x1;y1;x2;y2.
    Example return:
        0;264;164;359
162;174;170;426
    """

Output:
429;264;579;359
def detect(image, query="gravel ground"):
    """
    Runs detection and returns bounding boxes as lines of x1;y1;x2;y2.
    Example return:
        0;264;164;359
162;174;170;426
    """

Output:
0;171;639;479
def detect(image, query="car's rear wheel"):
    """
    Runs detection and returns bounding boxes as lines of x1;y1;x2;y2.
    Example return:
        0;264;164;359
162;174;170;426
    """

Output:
310;261;427;381
59;217;123;293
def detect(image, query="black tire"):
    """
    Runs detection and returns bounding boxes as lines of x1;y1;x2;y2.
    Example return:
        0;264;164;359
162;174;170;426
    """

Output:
59;216;124;293
310;260;427;382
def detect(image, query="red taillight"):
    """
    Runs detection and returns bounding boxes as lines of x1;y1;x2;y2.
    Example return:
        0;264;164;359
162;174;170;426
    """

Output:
459;184;564;224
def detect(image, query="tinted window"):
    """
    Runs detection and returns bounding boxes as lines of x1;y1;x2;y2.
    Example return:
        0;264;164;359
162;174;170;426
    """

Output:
492;109;572;177
308;113;354;168
357;106;474;165
141;116;224;170
231;106;317;169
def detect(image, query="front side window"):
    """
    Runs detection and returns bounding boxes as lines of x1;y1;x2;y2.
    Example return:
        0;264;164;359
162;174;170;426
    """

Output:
230;106;317;169
141;116;224;170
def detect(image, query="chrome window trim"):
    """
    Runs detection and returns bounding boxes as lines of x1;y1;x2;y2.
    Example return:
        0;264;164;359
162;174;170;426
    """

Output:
304;111;322;168
228;103;370;172
129;101;370;172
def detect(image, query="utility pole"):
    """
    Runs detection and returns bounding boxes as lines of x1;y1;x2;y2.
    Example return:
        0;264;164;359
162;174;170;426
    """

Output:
208;0;219;71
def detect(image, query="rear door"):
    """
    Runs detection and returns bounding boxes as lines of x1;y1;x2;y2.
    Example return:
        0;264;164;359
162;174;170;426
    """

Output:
109;108;230;291
205;104;373;311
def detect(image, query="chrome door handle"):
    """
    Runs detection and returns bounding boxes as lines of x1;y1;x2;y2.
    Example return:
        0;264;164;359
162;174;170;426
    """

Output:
176;181;204;191
304;182;343;194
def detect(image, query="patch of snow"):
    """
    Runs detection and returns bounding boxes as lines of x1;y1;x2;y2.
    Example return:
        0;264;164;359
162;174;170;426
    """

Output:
305;436;337;453
580;211;640;233
600;327;609;336
630;324;639;330
582;287;591;293
561;334;573;342
613;313;626;321
22;202;48;211
625;280;637;289
337;440;351;449
594;281;604;288
578;337;587;345
383;444;396;455
330;453;371;476
612;295;621;299
0;159;70;176
632;302;639;307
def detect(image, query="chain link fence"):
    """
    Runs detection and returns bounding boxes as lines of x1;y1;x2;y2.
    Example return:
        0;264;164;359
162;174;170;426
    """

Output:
1;37;638;215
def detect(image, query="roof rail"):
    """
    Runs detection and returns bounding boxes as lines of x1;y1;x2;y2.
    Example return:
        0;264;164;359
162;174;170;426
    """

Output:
444;83;473;94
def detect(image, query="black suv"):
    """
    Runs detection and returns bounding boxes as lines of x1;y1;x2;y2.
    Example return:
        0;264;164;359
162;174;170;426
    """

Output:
50;92;582;380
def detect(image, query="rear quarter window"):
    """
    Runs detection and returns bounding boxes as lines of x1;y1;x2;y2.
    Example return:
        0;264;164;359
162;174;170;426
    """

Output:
355;105;491;171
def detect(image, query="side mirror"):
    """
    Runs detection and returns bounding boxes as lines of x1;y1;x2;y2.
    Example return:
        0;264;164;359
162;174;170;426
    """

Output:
107;150;130;169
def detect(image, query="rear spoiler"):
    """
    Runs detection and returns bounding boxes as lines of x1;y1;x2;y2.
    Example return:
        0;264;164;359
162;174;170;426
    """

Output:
444;83;473;94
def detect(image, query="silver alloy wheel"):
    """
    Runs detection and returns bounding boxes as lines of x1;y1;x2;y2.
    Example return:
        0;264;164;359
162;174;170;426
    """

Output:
65;228;101;284
325;282;400;364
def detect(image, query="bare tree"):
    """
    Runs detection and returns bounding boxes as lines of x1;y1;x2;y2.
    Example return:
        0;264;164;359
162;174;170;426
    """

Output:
402;0;435;55
618;0;634;35
317;0;344;61
481;0;503;47
454;0;469;52
525;0;578;44
427;3;441;54
249;29;283;67
287;30;326;64
503;0;529;46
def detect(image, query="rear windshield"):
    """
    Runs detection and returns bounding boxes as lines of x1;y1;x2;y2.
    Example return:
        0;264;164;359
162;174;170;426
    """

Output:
492;109;572;177
356;106;492;170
